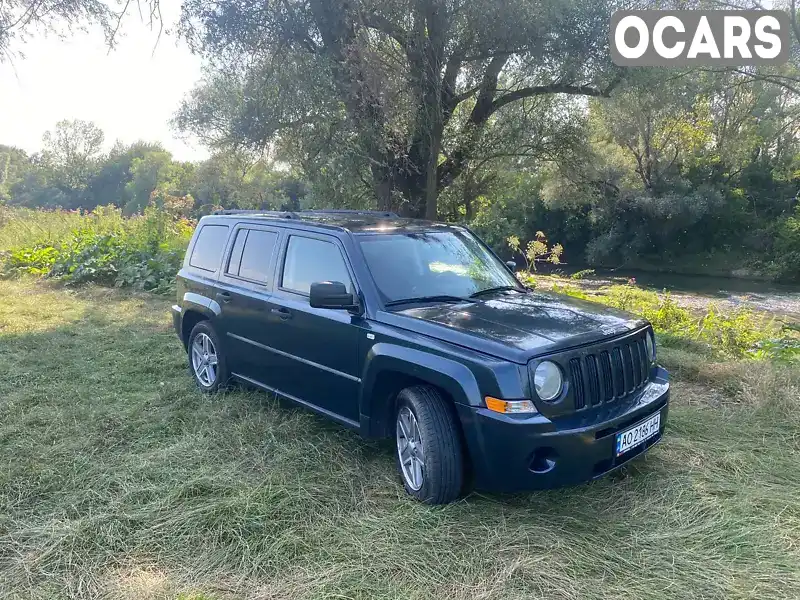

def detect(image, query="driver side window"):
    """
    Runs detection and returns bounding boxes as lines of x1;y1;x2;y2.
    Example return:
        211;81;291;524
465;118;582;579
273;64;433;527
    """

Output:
281;235;353;295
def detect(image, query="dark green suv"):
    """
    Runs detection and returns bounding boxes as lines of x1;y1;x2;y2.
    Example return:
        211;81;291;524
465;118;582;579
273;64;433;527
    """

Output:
172;210;670;504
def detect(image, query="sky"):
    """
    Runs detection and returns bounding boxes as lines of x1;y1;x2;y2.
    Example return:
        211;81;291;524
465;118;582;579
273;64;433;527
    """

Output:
0;4;208;161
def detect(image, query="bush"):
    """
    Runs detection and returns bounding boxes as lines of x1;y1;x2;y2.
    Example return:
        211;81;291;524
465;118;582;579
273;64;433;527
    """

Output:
767;205;800;283
0;205;192;293
2;244;61;275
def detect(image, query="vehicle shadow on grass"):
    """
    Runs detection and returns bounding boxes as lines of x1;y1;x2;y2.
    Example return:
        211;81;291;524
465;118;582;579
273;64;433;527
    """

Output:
231;376;673;520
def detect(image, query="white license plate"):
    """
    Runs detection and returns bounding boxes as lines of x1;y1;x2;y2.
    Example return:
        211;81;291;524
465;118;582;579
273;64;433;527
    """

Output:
615;412;661;457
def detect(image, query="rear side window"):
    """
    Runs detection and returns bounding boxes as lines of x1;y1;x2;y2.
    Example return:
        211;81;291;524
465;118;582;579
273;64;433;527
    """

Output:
189;225;229;272
228;229;278;284
281;235;352;294
226;229;247;276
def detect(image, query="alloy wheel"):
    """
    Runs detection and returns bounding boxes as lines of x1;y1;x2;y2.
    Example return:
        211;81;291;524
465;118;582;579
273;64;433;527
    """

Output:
396;406;425;490
191;332;218;387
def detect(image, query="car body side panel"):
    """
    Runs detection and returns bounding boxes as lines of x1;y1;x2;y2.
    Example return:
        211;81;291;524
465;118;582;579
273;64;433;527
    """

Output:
254;228;364;421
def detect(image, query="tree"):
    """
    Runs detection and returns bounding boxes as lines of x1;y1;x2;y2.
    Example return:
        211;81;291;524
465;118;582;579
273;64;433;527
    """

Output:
41;119;105;191
0;0;161;61
0;145;31;203
124;149;194;214
176;0;623;218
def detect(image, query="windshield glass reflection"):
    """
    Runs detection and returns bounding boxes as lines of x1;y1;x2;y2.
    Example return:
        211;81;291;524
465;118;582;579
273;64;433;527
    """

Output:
357;230;521;304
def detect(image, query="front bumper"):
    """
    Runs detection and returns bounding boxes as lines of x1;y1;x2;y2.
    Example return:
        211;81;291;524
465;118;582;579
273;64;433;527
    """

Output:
457;367;670;492
171;304;182;340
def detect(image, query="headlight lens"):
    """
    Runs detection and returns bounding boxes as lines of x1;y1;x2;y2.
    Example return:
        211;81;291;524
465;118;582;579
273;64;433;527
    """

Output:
645;331;656;362
534;361;563;401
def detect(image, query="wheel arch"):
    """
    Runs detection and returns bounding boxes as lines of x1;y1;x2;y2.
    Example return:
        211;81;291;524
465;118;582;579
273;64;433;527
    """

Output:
178;292;222;349
180;309;209;349
359;344;482;438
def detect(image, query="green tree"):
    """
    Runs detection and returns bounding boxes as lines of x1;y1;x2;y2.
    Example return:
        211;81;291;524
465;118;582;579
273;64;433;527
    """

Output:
124;150;194;214
36;119;105;207
0;0;161;61
176;0;623;218
0;145;31;204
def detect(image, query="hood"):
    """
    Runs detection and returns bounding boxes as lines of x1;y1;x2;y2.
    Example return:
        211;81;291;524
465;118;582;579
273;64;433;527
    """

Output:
378;290;646;362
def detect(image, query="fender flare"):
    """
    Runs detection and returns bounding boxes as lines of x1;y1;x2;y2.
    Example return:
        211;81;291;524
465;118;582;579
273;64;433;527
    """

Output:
182;292;222;318
179;292;222;343
359;343;482;437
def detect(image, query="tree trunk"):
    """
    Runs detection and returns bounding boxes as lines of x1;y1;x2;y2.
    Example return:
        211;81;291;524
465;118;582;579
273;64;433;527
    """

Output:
371;162;393;212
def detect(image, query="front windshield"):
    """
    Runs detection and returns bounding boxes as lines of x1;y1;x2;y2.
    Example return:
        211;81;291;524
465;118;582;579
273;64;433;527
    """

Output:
357;229;521;304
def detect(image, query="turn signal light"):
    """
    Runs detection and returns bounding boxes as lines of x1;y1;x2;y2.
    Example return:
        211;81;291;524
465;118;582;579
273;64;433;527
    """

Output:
485;396;537;414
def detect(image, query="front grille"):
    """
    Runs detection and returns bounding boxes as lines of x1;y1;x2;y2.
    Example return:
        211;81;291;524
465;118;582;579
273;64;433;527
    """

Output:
570;358;585;409
561;329;652;410
599;350;613;401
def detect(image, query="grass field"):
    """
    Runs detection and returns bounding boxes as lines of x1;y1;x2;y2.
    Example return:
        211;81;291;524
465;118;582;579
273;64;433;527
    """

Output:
1;278;799;600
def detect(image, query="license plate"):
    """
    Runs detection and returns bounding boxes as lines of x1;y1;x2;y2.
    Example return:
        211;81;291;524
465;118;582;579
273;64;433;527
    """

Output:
615;412;661;457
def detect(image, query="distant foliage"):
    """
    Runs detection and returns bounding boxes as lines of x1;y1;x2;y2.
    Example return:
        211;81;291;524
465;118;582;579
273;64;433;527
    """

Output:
767;206;800;283
2;122;306;216
1;205;192;294
570;269;595;280
527;276;798;362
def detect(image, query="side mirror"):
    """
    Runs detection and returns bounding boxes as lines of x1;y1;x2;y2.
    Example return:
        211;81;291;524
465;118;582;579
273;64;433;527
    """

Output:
309;281;357;310
505;260;517;271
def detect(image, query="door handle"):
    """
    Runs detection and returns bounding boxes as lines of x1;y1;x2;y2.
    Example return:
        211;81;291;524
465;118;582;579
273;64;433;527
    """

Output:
216;291;232;304
270;307;292;320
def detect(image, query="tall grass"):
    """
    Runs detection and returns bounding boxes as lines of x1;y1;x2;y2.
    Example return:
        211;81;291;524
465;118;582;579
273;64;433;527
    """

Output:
0;278;799;599
0;205;193;293
0;206;90;251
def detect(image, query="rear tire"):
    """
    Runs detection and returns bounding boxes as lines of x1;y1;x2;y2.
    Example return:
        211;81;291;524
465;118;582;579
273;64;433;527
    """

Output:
187;321;230;393
395;385;464;504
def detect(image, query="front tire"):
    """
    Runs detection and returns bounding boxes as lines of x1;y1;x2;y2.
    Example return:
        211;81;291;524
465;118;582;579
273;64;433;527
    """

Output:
395;385;464;504
187;321;230;393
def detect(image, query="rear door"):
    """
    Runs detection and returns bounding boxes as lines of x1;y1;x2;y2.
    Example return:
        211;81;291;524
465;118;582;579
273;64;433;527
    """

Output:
179;221;231;334
215;223;284;383
264;230;363;424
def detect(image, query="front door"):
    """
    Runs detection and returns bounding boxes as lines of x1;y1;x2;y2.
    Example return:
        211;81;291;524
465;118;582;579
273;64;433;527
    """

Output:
264;232;363;423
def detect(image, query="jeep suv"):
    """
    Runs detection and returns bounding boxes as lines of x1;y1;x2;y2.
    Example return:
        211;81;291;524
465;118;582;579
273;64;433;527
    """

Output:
172;210;670;504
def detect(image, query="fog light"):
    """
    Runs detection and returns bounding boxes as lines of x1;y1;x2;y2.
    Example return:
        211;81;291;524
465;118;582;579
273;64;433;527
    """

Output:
529;447;557;474
485;396;537;414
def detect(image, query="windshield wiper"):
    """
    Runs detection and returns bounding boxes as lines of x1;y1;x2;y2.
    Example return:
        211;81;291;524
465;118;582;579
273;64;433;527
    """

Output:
469;285;523;299
384;295;471;307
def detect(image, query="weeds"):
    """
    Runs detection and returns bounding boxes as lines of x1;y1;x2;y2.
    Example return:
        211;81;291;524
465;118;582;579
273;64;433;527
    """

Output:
0;205;192;293
526;275;799;362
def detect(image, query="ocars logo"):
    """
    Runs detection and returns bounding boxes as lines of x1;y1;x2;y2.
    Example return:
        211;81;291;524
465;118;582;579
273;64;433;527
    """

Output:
610;10;790;66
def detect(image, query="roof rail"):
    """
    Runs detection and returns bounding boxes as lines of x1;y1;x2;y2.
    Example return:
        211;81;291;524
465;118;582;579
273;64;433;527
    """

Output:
212;209;298;218
302;209;400;218
211;208;399;218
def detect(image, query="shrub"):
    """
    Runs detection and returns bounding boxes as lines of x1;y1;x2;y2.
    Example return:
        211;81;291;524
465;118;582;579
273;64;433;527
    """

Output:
767;206;800;283
2;244;60;275
507;232;563;273
0;205;192;293
570;269;595;280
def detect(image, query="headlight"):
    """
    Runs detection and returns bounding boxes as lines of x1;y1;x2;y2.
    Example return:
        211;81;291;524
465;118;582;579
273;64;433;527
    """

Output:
534;361;563;401
645;331;656;362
